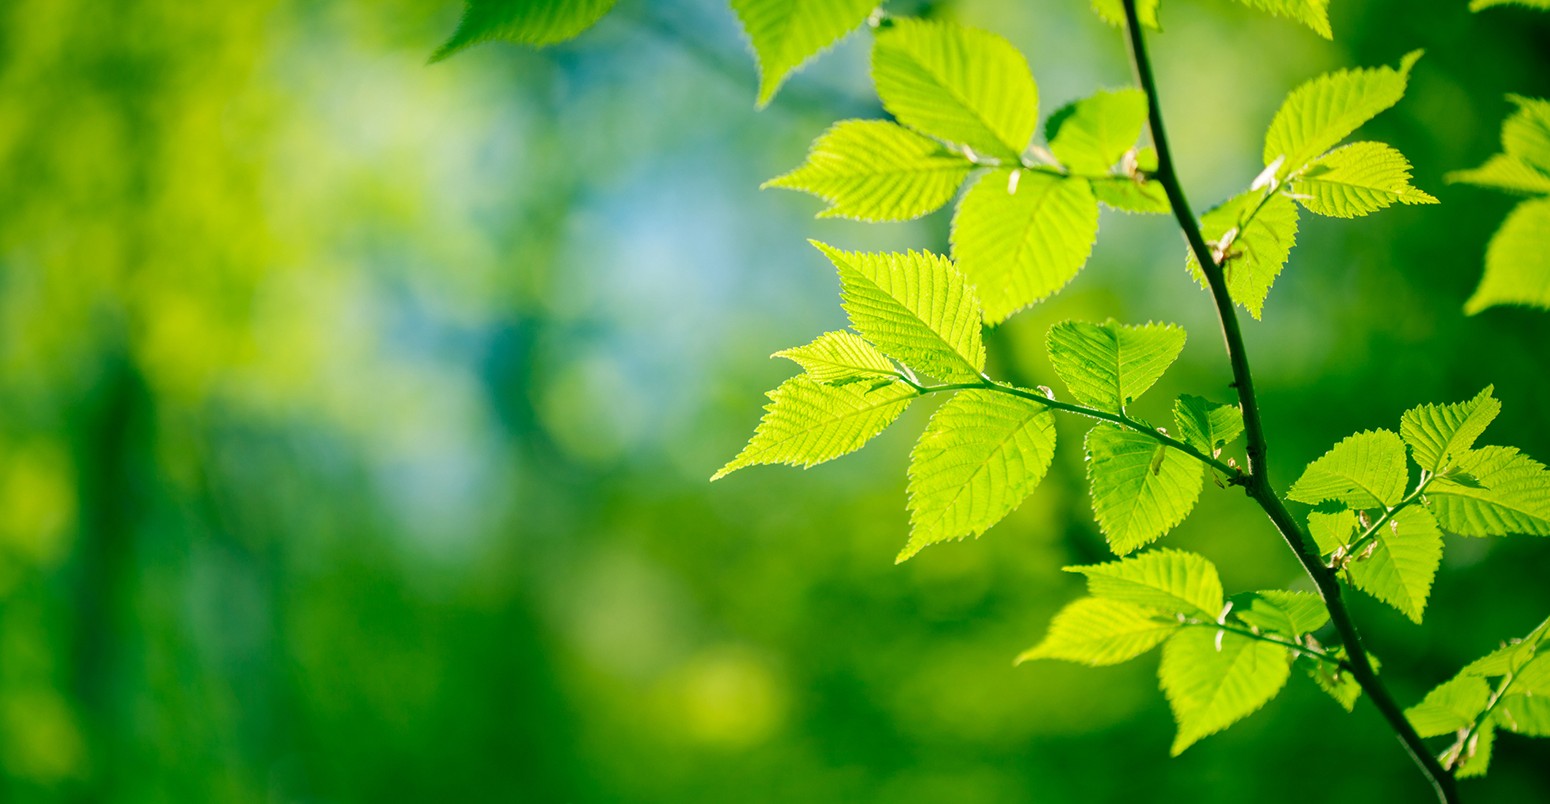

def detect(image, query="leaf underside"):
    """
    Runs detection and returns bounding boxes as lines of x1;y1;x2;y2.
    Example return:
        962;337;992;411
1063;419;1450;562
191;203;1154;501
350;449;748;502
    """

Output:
432;0;618;61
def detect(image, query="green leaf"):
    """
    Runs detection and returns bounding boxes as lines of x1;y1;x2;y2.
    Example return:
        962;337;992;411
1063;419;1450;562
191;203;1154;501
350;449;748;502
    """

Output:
1406;675;1492;737
1307;510;1358;555
731;0;879;107
1462;620;1550;677
1498;695;1550;736
1017;598;1178;666
1187;190;1300;319
871;18;1039;160
1092;175;1171;213
1067;548;1225;619
1287;429;1408;509
1400;386;1501;475
1090;0;1160;27
900;391;1057;562
1173;395;1245;457
1465;197;1550;314
1086;426;1205;555
1160;628;1291;755
1046;89;1149;175
765;120;972;222
1472;0;1550;9
713;375;914;479
1231;590;1329;637
1305;648;1370;712
951;169;1100;323
1229;0;1332;37
773;331;898;385
431;0;617;61
1454;721;1495;779
1263;51;1422;179
1447;153;1550;195
1345;507;1444;623
1291;141;1438;218
1046;320;1187;413
1428;445;1550;536
815;242;986;382
1501;94;1550;175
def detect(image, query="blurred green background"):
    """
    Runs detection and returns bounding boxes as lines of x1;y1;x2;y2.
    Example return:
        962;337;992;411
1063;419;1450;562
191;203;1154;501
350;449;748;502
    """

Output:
0;0;1547;801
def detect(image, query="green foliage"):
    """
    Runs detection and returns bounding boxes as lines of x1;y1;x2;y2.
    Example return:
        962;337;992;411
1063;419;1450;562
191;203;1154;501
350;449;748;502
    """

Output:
713;375;914;479
1017;597;1179;665
1263;51;1422;181
1086;426;1205;555
765;120;972;221
1448;95;1550;312
1428;446;1550;537
1089;0;1160;28
1159;627;1291;755
1046;320;1186;413
731;0;879;107
1292;141;1438;218
1345;506;1443;623
1046;89;1149;175
431;0;617;61
773;331;899;385
1306;648;1367;711
1230;590;1329;636
1472;0;1550;8
1068;549;1224;618
1173;395;1245;458
1229;0;1333;37
1187;190;1300;319
1400;386;1501;475
1288;430;1408;509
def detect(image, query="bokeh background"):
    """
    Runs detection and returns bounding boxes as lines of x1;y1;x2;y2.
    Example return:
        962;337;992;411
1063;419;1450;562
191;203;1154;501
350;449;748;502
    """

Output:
1;0;1547;801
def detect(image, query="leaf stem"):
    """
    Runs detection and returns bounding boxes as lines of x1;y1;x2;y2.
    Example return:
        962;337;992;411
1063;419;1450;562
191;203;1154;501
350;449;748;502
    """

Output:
1180;618;1347;667
1343;480;1434;561
1117;3;1460;802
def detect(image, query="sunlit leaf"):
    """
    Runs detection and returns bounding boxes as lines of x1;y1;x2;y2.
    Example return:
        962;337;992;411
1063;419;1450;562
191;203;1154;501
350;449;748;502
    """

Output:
1345;507;1443;623
1287;429;1408;509
1231;590;1329;637
431;0;617;61
1086;426;1204;555
1173;395;1245;457
1067;548;1225;619
1160;628;1291;755
1406;675;1491;737
1263;51;1422;179
713;375;914;479
1292;141;1438;218
1465;197;1550;314
1017;598;1178;666
765;120;972;221
1187;190;1300;319
1428;445;1550;536
1399;386;1500;475
1046;89;1149;175
1229;0;1332;38
773;331;898;385
1047;320;1186;414
731;0;879;107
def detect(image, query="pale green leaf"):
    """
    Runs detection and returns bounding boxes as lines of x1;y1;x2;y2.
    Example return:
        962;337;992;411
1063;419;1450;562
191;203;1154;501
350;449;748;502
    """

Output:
1092;175;1171;213
900;391;1057;561
1017;598;1178;666
815;242;986;382
1229;0;1332;37
1498;695;1550;736
765;120;972;222
1406;675;1492;737
1066;548;1225;619
1086;426;1205;555
1287;429;1408;509
1502;94;1550;175
1465;197;1550;314
731;0;878;107
1400;386;1500;475
1346;507;1444;623
713;375;914;479
1292;141;1438;218
871;18;1038;160
1046;89;1149;175
1307;510;1358;555
951;169;1099;323
773;331;897;385
1173;395;1245;457
1090;0;1160;27
1263;51;1422;178
1231;590;1329;637
1462;619;1550;677
1160;628;1291;755
1046;320;1187;413
1429;445;1550;536
1187;190;1300;319
431;0;617;61
1472;0;1550;9
1447;154;1550;195
1454;721;1495;779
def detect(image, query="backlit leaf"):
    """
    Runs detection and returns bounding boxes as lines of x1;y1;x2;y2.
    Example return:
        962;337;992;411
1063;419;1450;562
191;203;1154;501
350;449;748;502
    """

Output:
1173;395;1245;457
1406;675;1491;738
1345;506;1444;623
773;331;898;385
1229;0;1332;37
1465;197;1550;314
1263;51;1421;179
1086;426;1204;555
1292;141;1438;218
713;375;914;479
1160;628;1291;755
1046;89;1149;175
1287;429;1408;509
1447;153;1550;195
431;0;617;61
1187;190;1300;319
1399;386;1500;475
1428;445;1550;536
765;120;972;221
1017;598;1178;666
1231;590;1329;637
1307;510;1358;555
1067;548;1225;619
1047;320;1187;413
731;0;879;107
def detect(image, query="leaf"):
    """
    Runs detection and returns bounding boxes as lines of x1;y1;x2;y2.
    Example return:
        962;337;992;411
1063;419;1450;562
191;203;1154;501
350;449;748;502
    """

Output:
1046;89;1149;175
1462;620;1550;677
1086;426;1205;555
951;169;1100;323
1287;429;1408;509
1090;0;1161;28
1406;676;1492;737
1428;445;1550;537
1017;598;1179;666
1093;175;1171;213
900;391;1057;562
1263;51;1422;179
1465;197;1550;314
1472;0;1550;9
1447;153;1550;196
1291;142;1438;218
1187;190;1300;319
1498;695;1550;736
1173;395;1245;457
1231;590;1330;637
1229;0;1332;37
1305;648;1369;712
1159;628;1291;755
1399;386;1501;475
431;0;617;61
1501;94;1550;176
815;242;986;382
871;18;1039;160
773;331;898;385
765;120;972;221
713;375;914;479
1046;320;1187;413
1307;510;1358;555
1345;507;1444;623
1067;548;1225;619
730;0;879;107
1454;721;1495;779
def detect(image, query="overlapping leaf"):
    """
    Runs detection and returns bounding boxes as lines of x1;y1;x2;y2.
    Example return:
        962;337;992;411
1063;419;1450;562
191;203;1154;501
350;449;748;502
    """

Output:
1230;590;1329;637
1173;395;1245;457
732;0;879;107
1067;549;1225;619
1263;51;1421;179
1399;386;1500;474
1307;509;1358;555
1089;0;1160;28
1287;429;1408;509
1463;197;1550;313
1345;507;1444;623
773;331;898;385
1292;141;1438;218
432;0;617;61
1451;95;1550;192
1017;598;1178;666
1306;648;1365;711
1472;0;1550;9
1230;0;1332;37
1160;628;1291;755
1428;446;1550;536
1187;190;1300;319
1407;675;1492;737
1046;89;1149;175
1086;426;1205;555
1046;320;1186;413
713;376;915;479
766;120;972;221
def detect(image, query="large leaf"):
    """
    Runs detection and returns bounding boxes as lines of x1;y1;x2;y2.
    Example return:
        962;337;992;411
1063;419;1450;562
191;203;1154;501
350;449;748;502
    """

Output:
1067;548;1225;619
1287;429;1408;509
1406;675;1492;737
1046;89;1149;175
1230;590;1330;637
1046;320;1187;413
1173;395;1245;457
1187;190;1300;319
1465;197;1550;314
871;18;1039;160
1263;51;1422;178
773;331;898;385
951;169;1099;323
1291;141;1438;218
431;0;617;61
900;391;1057;562
1086;426;1205;555
1399;386;1500;475
1428;446;1550;536
713;375;914;479
1345;507;1444;623
1229;0;1332;37
1017;598;1178;666
731;0;879;107
815;243;986;382
1160;628;1291;755
765;120;972;222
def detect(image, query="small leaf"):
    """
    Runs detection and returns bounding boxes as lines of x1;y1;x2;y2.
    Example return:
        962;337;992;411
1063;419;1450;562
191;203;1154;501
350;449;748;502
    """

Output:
1263;51;1422;179
1046;320;1187;414
1446;154;1550;196
1287;429;1408;509
1067;548;1225;619
1472;0;1550;10
773;331;898;385
1173;395;1245;456
1462;620;1550;677
951;170;1100;323
431;0;618;61
713;375;914;479
872;18;1039;160
731;0;879;107
1229;0;1332;38
1086;426;1205;555
1428;446;1550;537
815;243;986;382
1160;628;1292;755
1399;386;1501;475
765;120;972;221
900;391;1057;562
1497;695;1550;737
1187;190;1300;319
1092;175;1171;213
1046;89;1149;175
1089;0;1161;28
1465;197;1550;314
1346;507;1444;623
1454;721;1496;779
1307;510;1358;555
1292;141;1438;218
1501;94;1550;176
1231;590;1330;637
1305;648;1371;712
1017;598;1179;666
1406;675;1492;738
